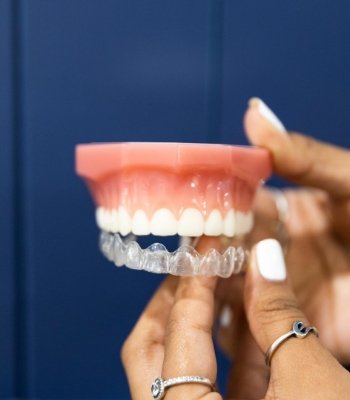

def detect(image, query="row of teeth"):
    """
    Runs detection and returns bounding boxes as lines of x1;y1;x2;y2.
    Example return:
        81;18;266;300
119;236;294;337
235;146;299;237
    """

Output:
96;207;253;237
99;231;247;277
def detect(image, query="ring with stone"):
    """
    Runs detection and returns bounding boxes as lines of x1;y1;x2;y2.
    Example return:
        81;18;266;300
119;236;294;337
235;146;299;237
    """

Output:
151;376;215;399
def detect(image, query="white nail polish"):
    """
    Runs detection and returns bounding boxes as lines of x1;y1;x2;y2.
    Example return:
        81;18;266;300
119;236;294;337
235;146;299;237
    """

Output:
256;239;287;281
219;305;232;328
250;97;287;133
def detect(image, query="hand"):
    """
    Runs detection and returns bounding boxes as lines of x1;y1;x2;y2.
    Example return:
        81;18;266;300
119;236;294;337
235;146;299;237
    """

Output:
239;239;350;399
122;239;350;399
121;275;221;400
218;98;350;366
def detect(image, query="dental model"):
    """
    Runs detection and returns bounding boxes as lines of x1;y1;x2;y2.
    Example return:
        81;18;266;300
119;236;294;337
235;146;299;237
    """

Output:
75;142;271;277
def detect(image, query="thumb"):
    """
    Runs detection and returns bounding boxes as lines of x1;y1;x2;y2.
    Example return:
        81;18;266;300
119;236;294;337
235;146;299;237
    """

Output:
245;240;350;400
244;239;323;372
244;98;350;199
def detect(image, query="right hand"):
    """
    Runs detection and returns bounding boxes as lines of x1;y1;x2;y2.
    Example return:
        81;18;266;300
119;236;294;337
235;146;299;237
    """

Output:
245;98;350;364
236;238;350;400
217;98;350;375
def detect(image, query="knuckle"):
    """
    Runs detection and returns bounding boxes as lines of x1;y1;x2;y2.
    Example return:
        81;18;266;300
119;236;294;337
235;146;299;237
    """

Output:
165;314;180;339
254;293;303;328
176;281;206;302
120;335;135;365
165;306;211;343
121;325;164;366
288;133;315;178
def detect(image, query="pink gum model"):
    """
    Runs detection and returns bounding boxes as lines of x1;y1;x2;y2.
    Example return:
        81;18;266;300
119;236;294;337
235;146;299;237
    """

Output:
76;142;271;237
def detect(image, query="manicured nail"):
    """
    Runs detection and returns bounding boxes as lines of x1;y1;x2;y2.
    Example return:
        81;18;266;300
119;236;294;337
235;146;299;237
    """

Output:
219;305;232;328
256;239;287;281
249;97;287;133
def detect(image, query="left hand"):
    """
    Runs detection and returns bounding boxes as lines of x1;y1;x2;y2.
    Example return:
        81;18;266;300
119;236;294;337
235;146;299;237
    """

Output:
121;275;222;400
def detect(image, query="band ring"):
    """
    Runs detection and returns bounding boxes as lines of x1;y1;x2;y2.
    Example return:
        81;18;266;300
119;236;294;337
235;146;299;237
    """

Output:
265;320;319;366
151;376;215;399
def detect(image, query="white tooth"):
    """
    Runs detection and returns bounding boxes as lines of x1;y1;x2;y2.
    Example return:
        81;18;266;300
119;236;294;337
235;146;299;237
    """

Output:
235;212;245;235
236;211;254;235
118;206;132;236
150;208;177;236
224;209;235;237
109;209;119;233
132;209;150;235
244;212;254;233
103;209;111;232
178;208;204;237
101;208;110;231
95;207;105;230
204;209;223;236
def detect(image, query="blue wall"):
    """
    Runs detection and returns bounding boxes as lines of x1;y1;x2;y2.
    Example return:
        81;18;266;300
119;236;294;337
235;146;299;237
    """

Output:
1;1;350;399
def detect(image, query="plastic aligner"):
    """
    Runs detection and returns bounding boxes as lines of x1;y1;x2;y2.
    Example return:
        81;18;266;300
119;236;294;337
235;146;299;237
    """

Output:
99;231;248;277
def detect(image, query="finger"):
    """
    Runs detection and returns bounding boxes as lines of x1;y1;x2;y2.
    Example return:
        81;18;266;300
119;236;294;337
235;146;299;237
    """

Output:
254;187;330;238
244;98;350;199
256;185;350;247
330;197;350;242
226;318;268;400
249;187;284;246
216;276;244;358
216;276;268;399
121;276;178;400
162;276;219;399
244;238;343;384
216;303;241;361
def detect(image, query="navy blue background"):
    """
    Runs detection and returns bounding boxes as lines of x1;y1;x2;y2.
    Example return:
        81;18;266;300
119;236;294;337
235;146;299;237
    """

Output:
1;1;350;398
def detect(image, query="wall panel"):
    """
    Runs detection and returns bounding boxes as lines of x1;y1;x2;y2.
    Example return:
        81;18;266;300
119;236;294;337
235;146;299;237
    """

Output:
0;1;15;397
20;2;212;398
221;1;350;149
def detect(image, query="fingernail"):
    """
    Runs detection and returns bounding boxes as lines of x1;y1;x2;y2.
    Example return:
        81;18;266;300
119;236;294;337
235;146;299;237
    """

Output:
219;305;232;328
249;97;287;133
256;239;287;281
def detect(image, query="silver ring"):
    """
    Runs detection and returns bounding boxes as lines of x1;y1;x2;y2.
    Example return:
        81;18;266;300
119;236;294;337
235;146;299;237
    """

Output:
265;320;319;367
151;376;215;399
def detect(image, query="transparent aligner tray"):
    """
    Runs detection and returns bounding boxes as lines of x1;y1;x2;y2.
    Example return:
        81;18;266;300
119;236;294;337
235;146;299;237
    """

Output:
99;231;247;277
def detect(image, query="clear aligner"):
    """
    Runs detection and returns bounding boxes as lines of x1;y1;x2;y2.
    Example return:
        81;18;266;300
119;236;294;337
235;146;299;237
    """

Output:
99;231;247;277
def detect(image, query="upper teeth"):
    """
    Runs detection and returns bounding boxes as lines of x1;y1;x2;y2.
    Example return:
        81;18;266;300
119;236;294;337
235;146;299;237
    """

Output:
96;206;253;237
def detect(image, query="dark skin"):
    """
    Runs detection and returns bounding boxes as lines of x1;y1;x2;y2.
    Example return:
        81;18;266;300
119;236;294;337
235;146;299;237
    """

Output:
122;101;350;398
216;102;350;398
